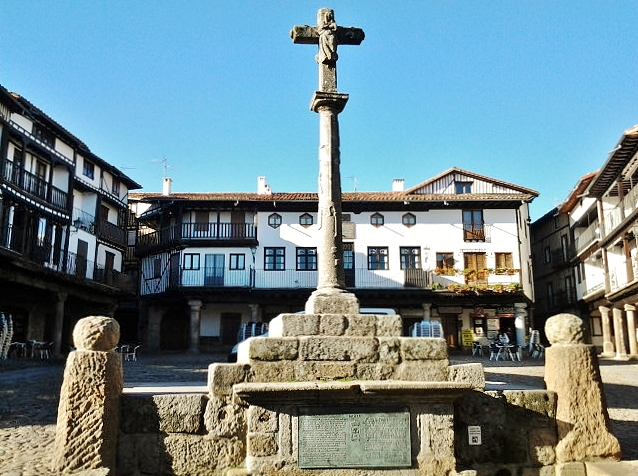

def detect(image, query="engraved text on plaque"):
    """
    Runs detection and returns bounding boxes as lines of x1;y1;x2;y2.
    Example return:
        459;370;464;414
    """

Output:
298;409;411;468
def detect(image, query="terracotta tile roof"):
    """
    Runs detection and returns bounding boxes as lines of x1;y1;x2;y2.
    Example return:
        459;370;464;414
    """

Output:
558;171;597;214
129;190;535;203
1;83;141;190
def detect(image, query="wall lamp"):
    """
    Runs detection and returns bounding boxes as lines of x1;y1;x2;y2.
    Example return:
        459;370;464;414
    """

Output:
71;218;83;232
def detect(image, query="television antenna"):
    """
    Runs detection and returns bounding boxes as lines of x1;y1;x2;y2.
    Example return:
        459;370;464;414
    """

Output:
344;175;358;192
151;158;172;177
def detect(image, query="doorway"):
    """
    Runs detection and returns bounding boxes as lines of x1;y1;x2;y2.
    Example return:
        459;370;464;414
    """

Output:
204;254;225;286
221;313;241;345
344;242;355;287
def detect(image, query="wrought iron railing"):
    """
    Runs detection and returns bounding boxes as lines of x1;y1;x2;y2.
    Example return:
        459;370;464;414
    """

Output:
137;222;257;250
139;264;522;296
2;160;68;210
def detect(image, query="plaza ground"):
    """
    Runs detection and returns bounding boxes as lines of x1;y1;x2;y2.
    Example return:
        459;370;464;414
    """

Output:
0;351;636;475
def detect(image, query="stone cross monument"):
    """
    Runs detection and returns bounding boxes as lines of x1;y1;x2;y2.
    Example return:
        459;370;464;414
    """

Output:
291;8;365;314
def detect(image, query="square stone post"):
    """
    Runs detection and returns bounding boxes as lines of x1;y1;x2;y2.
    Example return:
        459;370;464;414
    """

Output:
53;316;123;473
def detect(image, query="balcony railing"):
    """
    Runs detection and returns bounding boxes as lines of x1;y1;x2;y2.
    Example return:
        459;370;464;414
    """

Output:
140;265;522;296
137;222;257;251
601;184;638;239
463;224;491;242
96;220;126;247
0;234;127;290
574;220;599;254
2;160;68;211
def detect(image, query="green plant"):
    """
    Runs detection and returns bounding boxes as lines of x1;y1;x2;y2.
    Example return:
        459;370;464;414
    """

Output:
434;267;456;276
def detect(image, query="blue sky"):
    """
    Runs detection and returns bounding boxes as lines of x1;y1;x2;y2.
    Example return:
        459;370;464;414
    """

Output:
3;1;638;219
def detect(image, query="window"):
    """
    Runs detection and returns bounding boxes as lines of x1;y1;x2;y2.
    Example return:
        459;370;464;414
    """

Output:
36;161;47;178
112;178;120;196
83;159;95;179
455;182;472;194
546;282;554;308
370;212;384;227
591;315;602;336
299;213;313;227
565;276;574;304
268;213;282;229
402;213;416;227
495;252;514;273
463;252;487;282
400;247;421;269
544;245;551;264
195;211;209;233
153;258;162;278
368;247;388;270
265;247;285;270
230;254;245;270
296;247;317;270
100;205;109;223
33;124;54;147
436;252;455;275
462;210;485;241
560;234;569;263
183;253;200;270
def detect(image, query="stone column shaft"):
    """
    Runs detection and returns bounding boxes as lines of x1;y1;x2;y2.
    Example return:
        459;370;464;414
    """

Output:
316;104;344;290
612;307;628;360
599;306;614;357
625;304;638;357
53;293;67;357
305;92;359;314
188;299;203;353
514;303;527;346
422;303;432;320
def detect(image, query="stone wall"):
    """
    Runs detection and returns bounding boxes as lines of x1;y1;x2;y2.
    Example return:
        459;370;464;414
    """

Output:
117;387;557;476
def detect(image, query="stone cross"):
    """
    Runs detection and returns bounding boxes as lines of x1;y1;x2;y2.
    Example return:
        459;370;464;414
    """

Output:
291;9;364;314
290;8;365;92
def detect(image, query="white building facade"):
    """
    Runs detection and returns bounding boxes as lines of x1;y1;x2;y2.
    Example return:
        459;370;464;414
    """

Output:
131;168;537;353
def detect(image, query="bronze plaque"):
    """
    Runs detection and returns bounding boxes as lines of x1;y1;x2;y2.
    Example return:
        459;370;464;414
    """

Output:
298;408;411;468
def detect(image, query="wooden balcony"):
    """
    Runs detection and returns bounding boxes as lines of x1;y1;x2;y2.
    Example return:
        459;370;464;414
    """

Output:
136;222;258;254
2;160;68;211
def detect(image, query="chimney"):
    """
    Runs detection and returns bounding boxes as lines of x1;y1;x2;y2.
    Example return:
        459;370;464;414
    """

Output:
257;176;272;195
162;177;172;196
392;179;405;192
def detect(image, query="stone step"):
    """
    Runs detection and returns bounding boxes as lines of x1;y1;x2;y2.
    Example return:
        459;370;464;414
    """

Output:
585;461;638;476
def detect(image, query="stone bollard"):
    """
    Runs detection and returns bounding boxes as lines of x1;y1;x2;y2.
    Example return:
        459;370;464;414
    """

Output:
544;313;621;465
52;316;123;474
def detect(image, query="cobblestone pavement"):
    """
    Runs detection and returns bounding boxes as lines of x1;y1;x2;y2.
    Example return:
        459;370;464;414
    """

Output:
0;351;636;475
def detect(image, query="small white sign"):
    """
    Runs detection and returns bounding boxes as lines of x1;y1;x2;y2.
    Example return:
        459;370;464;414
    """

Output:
468;425;482;445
